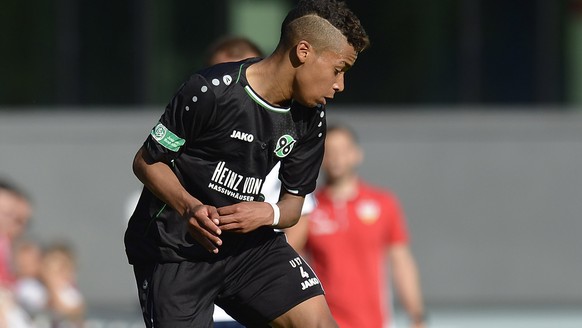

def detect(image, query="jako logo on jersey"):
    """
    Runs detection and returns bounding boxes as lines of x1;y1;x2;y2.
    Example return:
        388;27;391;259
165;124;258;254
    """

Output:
275;135;296;158
230;130;254;142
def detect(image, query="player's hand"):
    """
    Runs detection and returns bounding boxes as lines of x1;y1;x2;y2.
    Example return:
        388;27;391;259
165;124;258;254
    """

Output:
217;202;272;233
184;204;222;253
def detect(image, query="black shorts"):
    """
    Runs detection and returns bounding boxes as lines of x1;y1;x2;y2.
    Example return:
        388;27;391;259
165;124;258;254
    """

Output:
132;229;324;328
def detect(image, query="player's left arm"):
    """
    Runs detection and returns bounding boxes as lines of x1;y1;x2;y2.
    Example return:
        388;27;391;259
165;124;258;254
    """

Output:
284;191;315;252
216;191;304;233
389;244;427;328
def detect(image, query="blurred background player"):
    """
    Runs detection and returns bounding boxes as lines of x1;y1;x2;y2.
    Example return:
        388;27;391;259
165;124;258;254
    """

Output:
41;243;85;327
205;36;263;66
205;35;318;328
286;124;427;328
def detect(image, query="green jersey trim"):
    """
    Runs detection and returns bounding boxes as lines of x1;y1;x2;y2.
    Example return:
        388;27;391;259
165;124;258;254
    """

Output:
244;86;291;113
236;63;245;84
144;204;167;236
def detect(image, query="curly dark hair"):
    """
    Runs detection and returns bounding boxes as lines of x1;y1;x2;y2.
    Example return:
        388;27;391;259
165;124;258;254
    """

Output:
281;0;369;53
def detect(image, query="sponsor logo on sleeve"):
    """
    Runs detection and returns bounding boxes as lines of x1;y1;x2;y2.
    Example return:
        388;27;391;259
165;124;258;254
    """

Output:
150;123;186;152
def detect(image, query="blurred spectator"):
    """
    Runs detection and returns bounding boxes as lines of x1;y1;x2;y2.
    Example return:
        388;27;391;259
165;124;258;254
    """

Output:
0;180;35;327
286;125;427;328
0;181;87;327
0;288;33;328
0;180;32;287
41;243;85;327
12;240;47;319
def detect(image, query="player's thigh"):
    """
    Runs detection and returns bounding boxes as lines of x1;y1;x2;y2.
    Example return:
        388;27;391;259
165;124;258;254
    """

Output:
133;261;223;328
218;232;325;326
269;295;338;328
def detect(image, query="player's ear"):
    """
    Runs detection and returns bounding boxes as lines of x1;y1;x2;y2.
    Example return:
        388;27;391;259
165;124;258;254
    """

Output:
295;40;312;64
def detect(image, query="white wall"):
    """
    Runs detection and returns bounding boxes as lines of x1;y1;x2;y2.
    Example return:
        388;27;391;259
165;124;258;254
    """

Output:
1;107;581;310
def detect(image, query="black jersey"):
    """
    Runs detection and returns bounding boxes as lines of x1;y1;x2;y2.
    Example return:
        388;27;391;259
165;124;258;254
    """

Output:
125;58;326;264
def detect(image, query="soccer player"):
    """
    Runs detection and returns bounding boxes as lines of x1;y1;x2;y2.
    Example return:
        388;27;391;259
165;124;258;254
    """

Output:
204;36;318;328
123;0;369;327
286;125;427;328
205;35;318;252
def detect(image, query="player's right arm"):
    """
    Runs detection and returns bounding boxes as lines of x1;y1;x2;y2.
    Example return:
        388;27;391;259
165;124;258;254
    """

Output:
134;73;223;253
133;147;223;253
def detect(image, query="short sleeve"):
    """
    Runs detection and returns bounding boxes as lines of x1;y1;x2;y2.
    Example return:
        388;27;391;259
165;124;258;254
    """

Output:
279;108;326;196
144;74;217;164
383;192;410;245
261;162;316;214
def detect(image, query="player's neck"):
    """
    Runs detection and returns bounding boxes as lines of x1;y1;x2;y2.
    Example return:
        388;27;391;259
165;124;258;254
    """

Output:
326;174;359;201
246;55;293;107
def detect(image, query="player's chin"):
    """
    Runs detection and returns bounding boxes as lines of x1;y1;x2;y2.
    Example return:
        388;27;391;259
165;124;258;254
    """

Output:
320;94;338;106
313;97;329;107
295;97;327;108
296;98;323;108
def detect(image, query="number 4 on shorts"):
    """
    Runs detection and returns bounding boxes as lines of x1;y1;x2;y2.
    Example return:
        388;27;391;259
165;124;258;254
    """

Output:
300;266;309;278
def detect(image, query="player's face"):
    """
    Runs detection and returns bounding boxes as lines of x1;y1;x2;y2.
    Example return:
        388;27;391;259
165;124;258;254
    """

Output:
294;41;358;107
322;130;362;181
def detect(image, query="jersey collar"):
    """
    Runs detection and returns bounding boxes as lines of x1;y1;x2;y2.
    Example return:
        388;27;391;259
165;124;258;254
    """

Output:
243;85;291;113
237;61;291;114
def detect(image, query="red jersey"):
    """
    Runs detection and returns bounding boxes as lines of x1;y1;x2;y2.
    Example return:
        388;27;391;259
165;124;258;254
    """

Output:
306;181;409;328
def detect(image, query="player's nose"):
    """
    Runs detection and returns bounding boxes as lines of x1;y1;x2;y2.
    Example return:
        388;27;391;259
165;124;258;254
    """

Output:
333;75;345;93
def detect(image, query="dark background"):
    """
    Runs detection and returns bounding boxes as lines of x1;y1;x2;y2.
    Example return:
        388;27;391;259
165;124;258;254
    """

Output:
0;0;575;107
